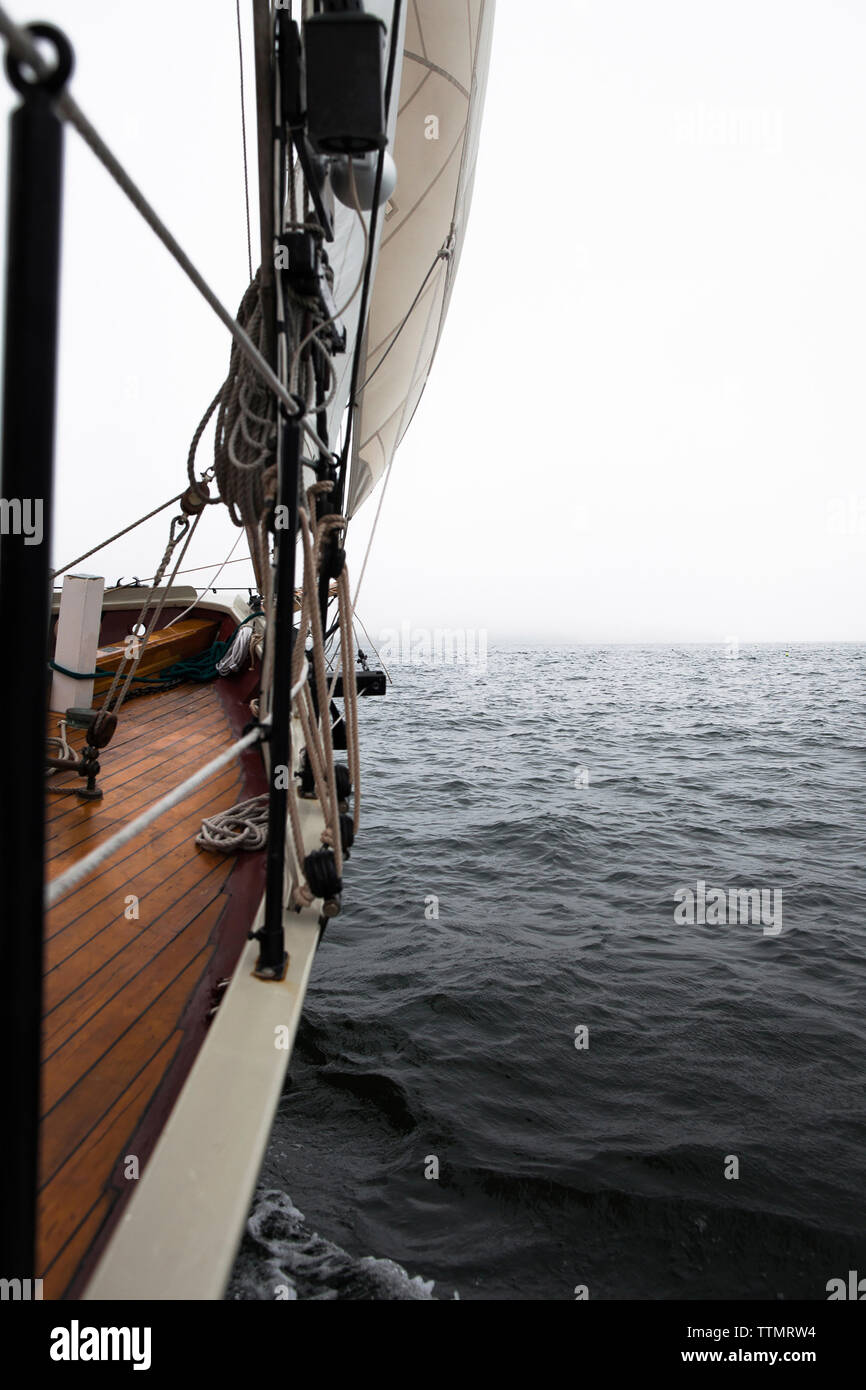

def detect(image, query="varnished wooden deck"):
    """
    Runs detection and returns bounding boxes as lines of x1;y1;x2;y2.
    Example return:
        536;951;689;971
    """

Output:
40;679;265;1298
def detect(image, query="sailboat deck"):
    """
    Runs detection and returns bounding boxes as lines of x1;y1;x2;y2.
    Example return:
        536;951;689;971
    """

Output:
40;680;266;1297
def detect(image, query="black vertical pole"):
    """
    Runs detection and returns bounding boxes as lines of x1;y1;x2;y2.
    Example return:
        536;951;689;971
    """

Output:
255;410;299;979
313;348;334;718
0;25;73;1277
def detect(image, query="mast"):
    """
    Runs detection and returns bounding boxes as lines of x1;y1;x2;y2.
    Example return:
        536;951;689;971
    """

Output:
0;22;72;1277
252;2;296;978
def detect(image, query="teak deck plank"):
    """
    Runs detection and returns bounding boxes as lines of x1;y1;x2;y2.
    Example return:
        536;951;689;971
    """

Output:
38;1033;183;1290
38;674;264;1294
40;1195;113;1304
46;764;241;887
43;915;217;1114
43;861;232;1054
44;769;240;942
45;714;233;858
44;689;217;834
45;749;235;865
41;930;215;1183
45;714;222;834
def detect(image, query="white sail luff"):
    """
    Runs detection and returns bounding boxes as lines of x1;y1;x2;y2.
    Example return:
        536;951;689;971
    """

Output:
346;0;496;517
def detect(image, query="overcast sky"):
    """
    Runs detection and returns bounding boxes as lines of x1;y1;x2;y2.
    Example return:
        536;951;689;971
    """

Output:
1;0;864;642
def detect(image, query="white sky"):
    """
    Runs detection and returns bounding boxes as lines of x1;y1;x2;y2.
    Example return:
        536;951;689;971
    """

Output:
1;0;864;642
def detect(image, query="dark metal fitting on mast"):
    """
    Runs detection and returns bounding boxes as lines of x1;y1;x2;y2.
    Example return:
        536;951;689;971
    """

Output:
298;747;316;798
330;699;347;751
276;232;346;353
275;12;335;241
303;9;387;156
276;10;303;130
322;539;346;580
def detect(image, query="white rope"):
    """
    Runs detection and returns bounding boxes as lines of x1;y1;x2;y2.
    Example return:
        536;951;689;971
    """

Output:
45;718;77;778
45;723;267;908
165;528;246;627
290;665;308;702
194;665;308;852
196;793;268;853
215;621;256;676
348;446;396;626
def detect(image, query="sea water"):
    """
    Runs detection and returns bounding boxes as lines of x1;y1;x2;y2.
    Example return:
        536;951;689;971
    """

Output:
228;644;866;1300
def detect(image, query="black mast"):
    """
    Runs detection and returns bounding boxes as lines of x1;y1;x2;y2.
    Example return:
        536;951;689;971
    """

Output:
256;411;299;978
0;23;73;1278
253;9;296;979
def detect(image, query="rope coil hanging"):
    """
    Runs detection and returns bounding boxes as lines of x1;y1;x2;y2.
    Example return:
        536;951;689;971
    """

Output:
187;271;276;536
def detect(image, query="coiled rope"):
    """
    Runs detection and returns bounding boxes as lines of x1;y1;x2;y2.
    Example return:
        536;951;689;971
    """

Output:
196;794;268;853
187;271;275;535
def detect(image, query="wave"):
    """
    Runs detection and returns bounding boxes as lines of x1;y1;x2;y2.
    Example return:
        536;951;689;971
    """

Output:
227;1189;439;1301
229;644;866;1299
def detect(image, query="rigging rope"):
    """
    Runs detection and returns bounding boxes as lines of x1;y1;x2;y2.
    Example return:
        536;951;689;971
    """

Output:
53;491;185;578
356;243;450;395
352;608;393;684
0;4;313;426
234;0;253;284
165;529;246;628
93;509;201;734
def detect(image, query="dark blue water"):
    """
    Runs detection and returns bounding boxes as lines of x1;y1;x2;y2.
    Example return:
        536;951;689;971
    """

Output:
228;644;866;1300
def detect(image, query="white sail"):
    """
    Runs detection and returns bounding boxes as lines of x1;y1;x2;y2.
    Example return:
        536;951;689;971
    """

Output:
345;0;495;516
